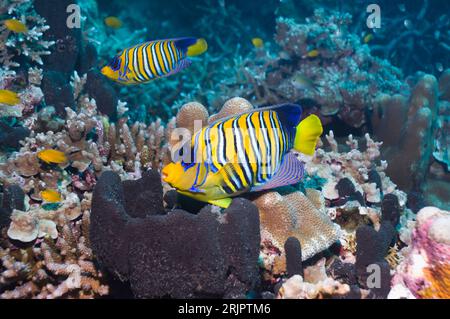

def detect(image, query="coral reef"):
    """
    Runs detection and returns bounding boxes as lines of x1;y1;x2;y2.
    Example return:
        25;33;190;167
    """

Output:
0;209;109;298
0;0;54;69
0;67;44;118
391;207;450;299
0;0;449;300
90;170;261;298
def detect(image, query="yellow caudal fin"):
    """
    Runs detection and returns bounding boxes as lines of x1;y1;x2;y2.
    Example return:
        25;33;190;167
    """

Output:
293;114;323;156
208;198;232;209
187;38;208;57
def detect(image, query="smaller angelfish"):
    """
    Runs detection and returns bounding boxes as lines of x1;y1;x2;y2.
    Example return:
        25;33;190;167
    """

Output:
0;89;20;105
104;16;123;29
37;149;67;164
252;37;264;48
4;19;28;33
40;189;62;203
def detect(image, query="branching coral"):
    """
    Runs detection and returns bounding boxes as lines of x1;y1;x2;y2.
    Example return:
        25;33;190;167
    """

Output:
209;9;406;128
0;0;54;69
0;67;44;118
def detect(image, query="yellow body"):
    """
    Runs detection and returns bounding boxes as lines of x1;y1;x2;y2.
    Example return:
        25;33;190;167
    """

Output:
4;19;28;33
37;149;67;164
101;38;207;85
307;49;319;58
41;189;61;203
104;16;123;29
251;37;264;48
0;90;20;105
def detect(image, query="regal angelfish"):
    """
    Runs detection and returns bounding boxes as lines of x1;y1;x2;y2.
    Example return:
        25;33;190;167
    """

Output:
101;37;207;85
162;104;323;208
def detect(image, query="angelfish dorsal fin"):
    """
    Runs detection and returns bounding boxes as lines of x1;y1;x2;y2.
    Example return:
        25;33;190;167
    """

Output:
251;152;305;192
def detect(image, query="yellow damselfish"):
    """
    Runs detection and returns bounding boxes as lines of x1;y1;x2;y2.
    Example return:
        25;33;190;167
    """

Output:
0;89;20;105
306;49;319;58
101;37;207;85
4;19;28;33
363;33;374;43
40;189;62;203
252;37;264;48
162;104;323;208
104;16;123;29
37;149;67;164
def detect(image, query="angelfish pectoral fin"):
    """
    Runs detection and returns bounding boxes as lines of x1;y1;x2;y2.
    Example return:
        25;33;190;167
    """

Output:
207;198;232;209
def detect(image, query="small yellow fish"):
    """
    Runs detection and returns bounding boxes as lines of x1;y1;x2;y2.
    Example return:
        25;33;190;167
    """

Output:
104;16;123;29
252;37;264;48
37;149;67;164
40;189;61;203
0;89;20;105
306;49;319;58
4;19;28;33
292;74;319;92
363;33;374;43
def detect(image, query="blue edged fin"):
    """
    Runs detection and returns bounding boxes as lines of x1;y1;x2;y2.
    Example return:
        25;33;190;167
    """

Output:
251;152;305;192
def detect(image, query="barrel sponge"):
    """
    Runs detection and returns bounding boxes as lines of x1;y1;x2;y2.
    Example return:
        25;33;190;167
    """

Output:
90;170;131;281
253;189;341;261
90;170;261;298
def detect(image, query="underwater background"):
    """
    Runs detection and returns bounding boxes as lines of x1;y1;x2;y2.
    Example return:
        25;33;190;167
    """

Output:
0;0;449;299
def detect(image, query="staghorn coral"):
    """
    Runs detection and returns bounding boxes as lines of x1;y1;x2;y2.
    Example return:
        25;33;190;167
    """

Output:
391;206;450;299
0;0;54;69
0;209;109;299
0;67;44;118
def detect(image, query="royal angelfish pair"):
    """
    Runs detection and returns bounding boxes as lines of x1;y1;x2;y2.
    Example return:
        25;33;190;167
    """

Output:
101;37;207;85
163;104;323;208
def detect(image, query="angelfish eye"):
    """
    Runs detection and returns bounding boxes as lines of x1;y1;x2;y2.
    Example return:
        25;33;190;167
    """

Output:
109;56;121;71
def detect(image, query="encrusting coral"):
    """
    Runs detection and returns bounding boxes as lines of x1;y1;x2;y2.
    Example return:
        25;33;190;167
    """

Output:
391;206;450;299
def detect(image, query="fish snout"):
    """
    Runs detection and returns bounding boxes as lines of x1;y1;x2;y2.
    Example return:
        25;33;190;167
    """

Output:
161;165;173;184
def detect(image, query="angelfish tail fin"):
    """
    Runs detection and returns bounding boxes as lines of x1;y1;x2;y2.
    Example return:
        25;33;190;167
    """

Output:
293;114;323;156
